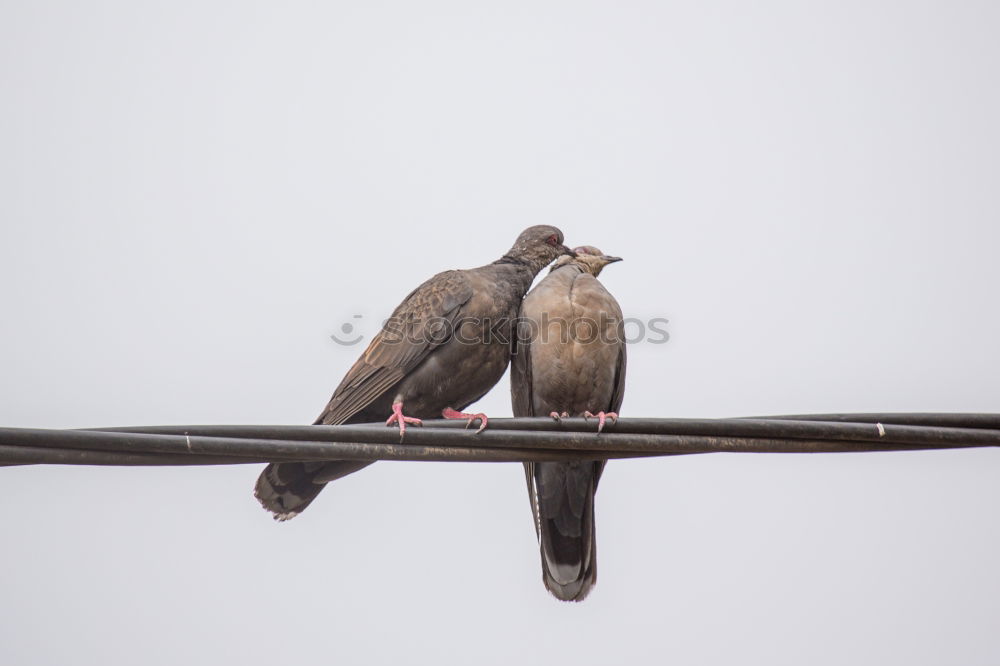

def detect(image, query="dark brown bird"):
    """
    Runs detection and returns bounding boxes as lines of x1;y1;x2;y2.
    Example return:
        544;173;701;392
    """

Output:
255;225;574;520
511;246;626;601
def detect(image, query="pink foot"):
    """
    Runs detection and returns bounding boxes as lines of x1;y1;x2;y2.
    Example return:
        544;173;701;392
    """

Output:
584;411;618;433
549;411;569;422
442;407;488;433
386;402;422;440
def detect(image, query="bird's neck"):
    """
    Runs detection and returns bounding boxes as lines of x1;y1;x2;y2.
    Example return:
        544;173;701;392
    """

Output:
549;261;587;276
491;257;541;290
495;251;558;274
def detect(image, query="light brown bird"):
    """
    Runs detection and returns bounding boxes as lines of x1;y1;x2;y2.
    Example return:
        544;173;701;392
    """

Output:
254;226;574;520
511;246;626;601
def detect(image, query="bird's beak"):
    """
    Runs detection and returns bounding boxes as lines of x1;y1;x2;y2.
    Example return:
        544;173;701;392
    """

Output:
602;255;623;263
560;244;577;257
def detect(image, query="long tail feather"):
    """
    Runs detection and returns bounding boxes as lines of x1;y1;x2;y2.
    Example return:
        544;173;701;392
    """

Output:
526;461;600;601
254;461;374;520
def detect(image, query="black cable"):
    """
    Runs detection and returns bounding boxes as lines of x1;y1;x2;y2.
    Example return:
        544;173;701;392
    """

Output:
0;414;996;467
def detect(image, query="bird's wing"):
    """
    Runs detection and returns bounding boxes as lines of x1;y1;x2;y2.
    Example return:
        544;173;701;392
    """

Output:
510;309;535;419
512;301;541;535
608;343;627;414
511;267;579;419
315;270;474;425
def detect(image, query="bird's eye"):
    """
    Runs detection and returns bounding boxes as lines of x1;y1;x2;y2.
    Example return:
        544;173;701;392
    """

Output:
546;234;558;246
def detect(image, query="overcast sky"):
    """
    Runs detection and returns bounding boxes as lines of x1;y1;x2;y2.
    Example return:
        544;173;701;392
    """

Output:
2;1;999;664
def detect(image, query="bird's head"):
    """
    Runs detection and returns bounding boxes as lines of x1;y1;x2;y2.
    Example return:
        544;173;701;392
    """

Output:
504;225;575;272
552;245;623;277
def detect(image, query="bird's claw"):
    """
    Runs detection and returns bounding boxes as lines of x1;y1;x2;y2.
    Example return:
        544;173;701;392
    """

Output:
442;407;489;433
386;402;422;441
549;411;570;422
583;411;618;433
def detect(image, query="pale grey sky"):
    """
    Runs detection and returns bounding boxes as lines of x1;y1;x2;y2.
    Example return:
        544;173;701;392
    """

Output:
2;1;999;664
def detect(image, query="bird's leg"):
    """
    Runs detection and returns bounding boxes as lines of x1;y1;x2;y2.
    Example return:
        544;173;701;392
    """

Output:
442;407;488;433
583;411;618;433
548;411;570;422
386;402;422;441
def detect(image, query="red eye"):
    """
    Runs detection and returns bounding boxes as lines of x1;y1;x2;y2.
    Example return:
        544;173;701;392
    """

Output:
546;234;558;246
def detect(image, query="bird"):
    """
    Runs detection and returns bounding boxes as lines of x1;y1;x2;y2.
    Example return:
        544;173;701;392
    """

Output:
255;225;575;520
510;246;626;601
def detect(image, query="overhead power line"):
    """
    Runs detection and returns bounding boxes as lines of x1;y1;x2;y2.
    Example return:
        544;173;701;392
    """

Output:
0;414;997;467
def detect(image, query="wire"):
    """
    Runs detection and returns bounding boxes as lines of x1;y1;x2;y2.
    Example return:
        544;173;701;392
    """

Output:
0;414;996;467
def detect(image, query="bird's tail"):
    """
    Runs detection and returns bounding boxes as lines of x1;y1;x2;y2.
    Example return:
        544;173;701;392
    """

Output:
525;461;601;601
254;460;374;520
